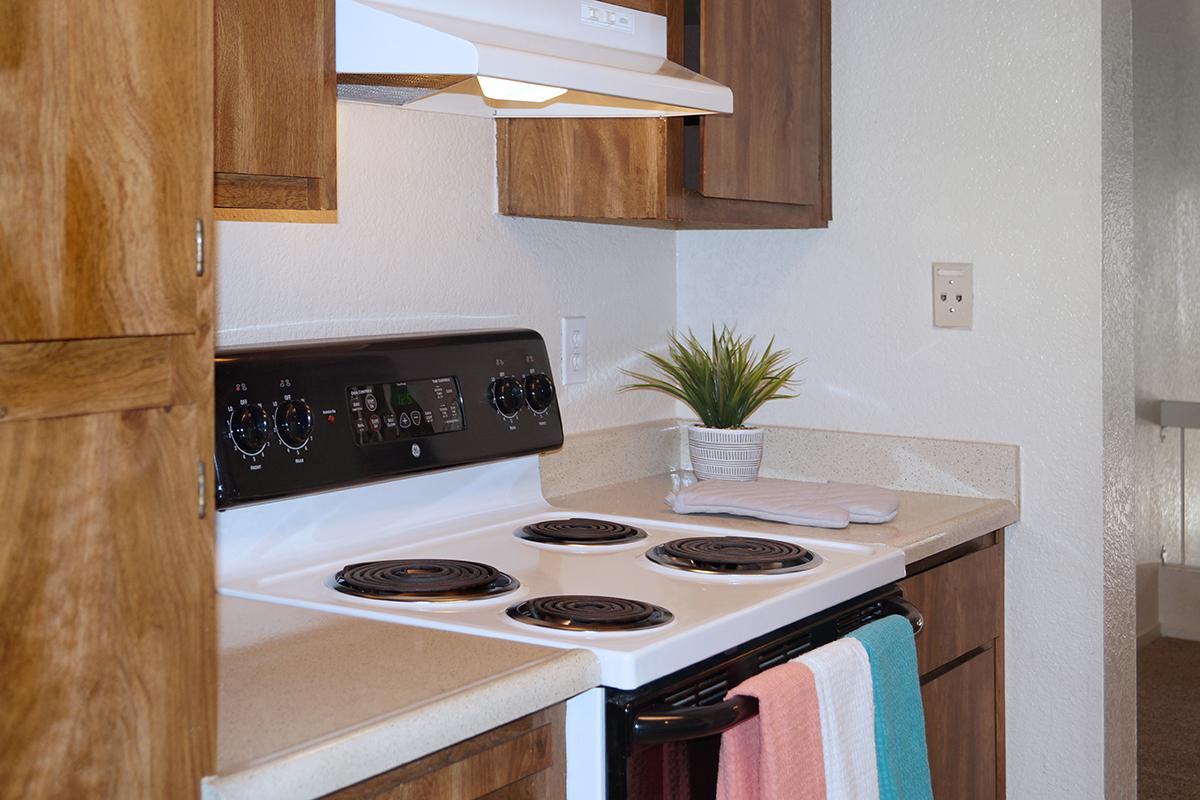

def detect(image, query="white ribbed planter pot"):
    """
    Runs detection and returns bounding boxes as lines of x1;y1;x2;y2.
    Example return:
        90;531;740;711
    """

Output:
687;425;765;481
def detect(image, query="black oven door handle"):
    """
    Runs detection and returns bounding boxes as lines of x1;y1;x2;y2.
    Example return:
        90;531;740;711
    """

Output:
631;694;761;746
882;596;925;636
630;596;925;746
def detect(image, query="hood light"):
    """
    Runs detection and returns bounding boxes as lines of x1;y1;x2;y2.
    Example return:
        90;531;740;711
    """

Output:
477;76;569;104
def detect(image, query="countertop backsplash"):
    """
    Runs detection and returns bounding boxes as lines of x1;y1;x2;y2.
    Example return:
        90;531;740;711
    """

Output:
541;419;1019;508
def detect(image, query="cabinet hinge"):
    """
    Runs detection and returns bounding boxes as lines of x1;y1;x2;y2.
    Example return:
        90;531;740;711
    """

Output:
195;218;205;277
197;460;207;518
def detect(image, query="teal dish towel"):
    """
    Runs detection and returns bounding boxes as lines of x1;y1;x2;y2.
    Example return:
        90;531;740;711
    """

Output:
848;614;934;800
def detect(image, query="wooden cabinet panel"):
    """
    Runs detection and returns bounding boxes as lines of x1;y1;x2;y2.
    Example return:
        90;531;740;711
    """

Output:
699;0;822;205
325;705;565;800
901;543;1003;676
214;0;337;220
0;0;211;342
921;649;998;800
497;119;668;221
0;337;187;424
0;402;215;798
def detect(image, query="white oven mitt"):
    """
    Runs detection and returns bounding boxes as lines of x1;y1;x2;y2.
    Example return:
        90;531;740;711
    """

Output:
666;478;900;529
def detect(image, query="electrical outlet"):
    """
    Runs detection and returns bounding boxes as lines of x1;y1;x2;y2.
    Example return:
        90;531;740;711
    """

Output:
933;263;973;329
561;317;588;384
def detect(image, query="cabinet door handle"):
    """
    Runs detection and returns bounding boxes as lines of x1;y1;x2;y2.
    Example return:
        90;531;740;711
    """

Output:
197;460;207;518
195;218;205;277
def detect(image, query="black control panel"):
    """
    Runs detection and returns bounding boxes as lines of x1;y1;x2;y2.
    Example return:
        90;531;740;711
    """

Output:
214;329;564;509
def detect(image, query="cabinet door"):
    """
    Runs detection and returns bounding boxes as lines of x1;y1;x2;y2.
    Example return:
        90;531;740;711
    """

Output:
0;401;215;798
0;0;210;343
214;0;337;221
699;0;824;205
921;650;998;800
323;705;565;799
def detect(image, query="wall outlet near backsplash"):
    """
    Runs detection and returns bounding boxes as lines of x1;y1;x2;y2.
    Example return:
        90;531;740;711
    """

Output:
561;316;588;384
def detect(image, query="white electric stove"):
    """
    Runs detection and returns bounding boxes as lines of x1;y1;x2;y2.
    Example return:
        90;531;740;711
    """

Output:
213;330;910;800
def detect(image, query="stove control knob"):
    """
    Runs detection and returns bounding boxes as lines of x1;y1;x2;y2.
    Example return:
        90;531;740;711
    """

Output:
490;377;525;419
275;399;313;449
524;373;555;413
229;404;270;456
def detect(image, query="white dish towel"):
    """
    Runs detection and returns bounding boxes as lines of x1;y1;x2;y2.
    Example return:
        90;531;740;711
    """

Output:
796;638;881;800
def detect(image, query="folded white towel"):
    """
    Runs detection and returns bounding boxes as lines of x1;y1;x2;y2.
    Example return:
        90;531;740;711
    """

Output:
796;638;881;800
666;478;900;529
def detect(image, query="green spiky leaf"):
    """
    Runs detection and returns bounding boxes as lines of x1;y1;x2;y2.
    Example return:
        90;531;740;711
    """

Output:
620;326;803;428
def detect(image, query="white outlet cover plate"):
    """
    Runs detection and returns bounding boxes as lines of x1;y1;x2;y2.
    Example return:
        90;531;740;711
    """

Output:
933;262;973;329
561;316;587;384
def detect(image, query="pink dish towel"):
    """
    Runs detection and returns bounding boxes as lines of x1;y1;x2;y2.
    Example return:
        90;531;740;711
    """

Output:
716;661;827;800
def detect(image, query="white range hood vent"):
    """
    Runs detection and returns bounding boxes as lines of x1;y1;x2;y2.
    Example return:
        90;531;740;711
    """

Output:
335;0;733;118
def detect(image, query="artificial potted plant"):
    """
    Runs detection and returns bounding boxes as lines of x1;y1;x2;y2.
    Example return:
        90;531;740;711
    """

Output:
622;326;802;481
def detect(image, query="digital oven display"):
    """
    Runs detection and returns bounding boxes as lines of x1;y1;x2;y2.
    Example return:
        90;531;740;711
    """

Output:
346;377;463;445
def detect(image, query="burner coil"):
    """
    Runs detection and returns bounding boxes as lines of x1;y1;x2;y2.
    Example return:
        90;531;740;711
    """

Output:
647;536;818;575
519;518;647;546
334;559;517;601
507;595;673;632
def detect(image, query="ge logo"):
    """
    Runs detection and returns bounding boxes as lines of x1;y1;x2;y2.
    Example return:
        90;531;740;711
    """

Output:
411;444;421;458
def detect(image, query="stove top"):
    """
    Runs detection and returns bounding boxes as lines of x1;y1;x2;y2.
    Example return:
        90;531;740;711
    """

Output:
217;458;905;689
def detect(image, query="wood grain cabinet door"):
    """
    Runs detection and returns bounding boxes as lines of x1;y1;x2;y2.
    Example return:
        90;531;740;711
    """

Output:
0;0;211;343
921;649;998;800
0;404;216;798
699;0;824;205
214;0;337;220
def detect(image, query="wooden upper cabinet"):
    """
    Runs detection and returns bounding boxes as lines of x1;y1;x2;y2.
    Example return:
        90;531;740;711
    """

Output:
214;0;337;223
699;0;823;206
496;0;831;229
0;0;210;343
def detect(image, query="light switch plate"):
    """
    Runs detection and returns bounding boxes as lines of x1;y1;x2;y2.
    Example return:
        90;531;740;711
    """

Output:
561;316;587;384
933;263;973;329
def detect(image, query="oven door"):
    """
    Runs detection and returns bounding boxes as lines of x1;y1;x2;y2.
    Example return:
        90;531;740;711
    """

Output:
604;588;923;800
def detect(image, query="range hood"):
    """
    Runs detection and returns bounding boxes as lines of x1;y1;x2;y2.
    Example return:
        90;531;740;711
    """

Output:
335;0;733;117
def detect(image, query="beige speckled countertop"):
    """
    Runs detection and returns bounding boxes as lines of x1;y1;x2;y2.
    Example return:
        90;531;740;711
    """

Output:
202;597;598;800
550;474;1019;566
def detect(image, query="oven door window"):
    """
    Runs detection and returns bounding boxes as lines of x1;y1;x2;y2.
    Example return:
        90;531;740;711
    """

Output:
625;737;722;799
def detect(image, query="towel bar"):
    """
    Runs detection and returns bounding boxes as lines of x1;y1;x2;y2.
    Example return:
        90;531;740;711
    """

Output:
631;597;923;745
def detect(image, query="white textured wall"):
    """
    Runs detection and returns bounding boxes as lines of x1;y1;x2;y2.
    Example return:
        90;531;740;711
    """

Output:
676;2;1107;796
215;103;678;434
1132;1;1200;637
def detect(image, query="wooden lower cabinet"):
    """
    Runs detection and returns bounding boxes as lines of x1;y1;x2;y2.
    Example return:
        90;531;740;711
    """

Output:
900;532;1005;800
0;394;215;797
323;705;566;800
922;649;998;800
